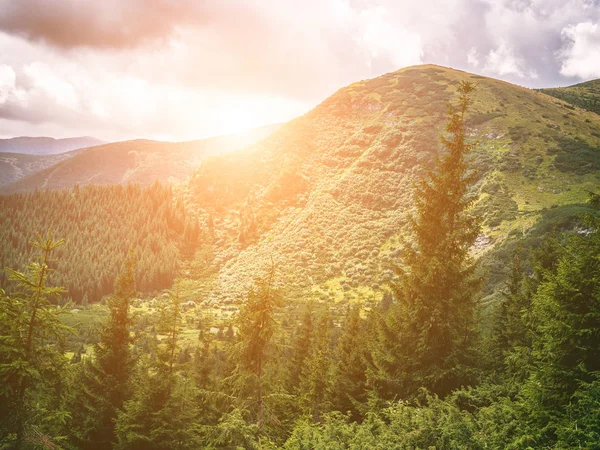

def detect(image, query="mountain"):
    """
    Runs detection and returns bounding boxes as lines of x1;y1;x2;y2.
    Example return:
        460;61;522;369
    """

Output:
0;125;280;194
0;136;104;155
176;65;600;306
2;66;599;308
539;78;600;115
0;149;85;186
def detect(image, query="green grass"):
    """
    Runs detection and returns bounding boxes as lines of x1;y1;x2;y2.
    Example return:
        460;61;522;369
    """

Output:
539;79;600;116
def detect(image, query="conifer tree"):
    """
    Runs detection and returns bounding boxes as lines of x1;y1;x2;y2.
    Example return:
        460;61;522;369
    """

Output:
115;288;202;449
524;196;600;443
287;304;314;391
0;232;70;449
489;250;533;379
299;310;332;422
332;305;368;421
233;266;283;432
372;81;481;399
69;254;136;449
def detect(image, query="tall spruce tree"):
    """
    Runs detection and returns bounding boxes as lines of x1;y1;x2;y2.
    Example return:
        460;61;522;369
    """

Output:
299;310;332;422
232;266;283;432
287;304;314;392
0;232;70;449
524;195;600;445
372;81;481;399
115;287;202;449
332;305;368;421
69;254;136;449
488;250;533;379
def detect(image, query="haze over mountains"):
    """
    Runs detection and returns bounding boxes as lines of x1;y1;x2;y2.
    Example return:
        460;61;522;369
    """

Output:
0;136;104;155
0;150;84;186
3;64;599;308
0;125;279;193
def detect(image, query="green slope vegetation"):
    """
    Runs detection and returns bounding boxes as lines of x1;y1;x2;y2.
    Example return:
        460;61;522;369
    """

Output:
1;66;599;310
0;183;199;303
3;66;600;450
539;78;600;115
179;65;600;306
0;125;280;194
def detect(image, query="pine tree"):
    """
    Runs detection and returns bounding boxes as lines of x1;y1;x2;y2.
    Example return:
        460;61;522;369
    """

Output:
489;250;533;379
287;304;314;391
115;288;202;449
69;254;136;449
332;305;368;421
299;310;332;422
233;267;283;432
0;232;70;449
524;200;600;444
158;287;183;374
372;81;481;399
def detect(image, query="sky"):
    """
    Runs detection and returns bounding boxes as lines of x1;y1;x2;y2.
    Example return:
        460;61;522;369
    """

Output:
0;0;599;142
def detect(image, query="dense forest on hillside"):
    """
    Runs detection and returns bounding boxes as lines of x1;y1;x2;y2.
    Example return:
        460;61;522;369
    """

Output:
0;183;200;304
2;82;600;449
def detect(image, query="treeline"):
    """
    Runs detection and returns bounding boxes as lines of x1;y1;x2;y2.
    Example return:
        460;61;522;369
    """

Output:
0;182;200;304
2;215;600;449
2;83;600;448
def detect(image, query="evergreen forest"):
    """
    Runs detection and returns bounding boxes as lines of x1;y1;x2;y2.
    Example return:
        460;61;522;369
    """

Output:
3;80;600;449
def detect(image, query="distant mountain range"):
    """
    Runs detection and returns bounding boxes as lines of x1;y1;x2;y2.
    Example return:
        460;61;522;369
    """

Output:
0;149;87;186
0;136;105;155
0;125;280;193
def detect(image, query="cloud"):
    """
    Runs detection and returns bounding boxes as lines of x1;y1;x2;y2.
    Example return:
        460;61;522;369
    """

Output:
467;47;480;67
0;34;311;141
461;0;600;86
482;42;538;78
0;0;599;140
0;0;199;49
559;21;600;79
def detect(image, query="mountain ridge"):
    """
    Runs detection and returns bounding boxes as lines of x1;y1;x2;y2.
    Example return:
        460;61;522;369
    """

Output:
539;78;600;116
0;136;105;155
0;125;281;194
2;65;600;309
175;64;600;306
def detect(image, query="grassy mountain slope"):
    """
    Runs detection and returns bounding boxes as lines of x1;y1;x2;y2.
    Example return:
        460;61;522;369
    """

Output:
179;65;600;306
0;136;104;155
539;78;600;115
0;125;280;194
0;149;84;186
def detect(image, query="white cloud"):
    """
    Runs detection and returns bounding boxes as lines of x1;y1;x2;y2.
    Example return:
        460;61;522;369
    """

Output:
23;62;80;110
0;0;599;140
356;7;423;69
467;47;479;67
482;41;539;79
559;21;600;79
0;64;16;103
